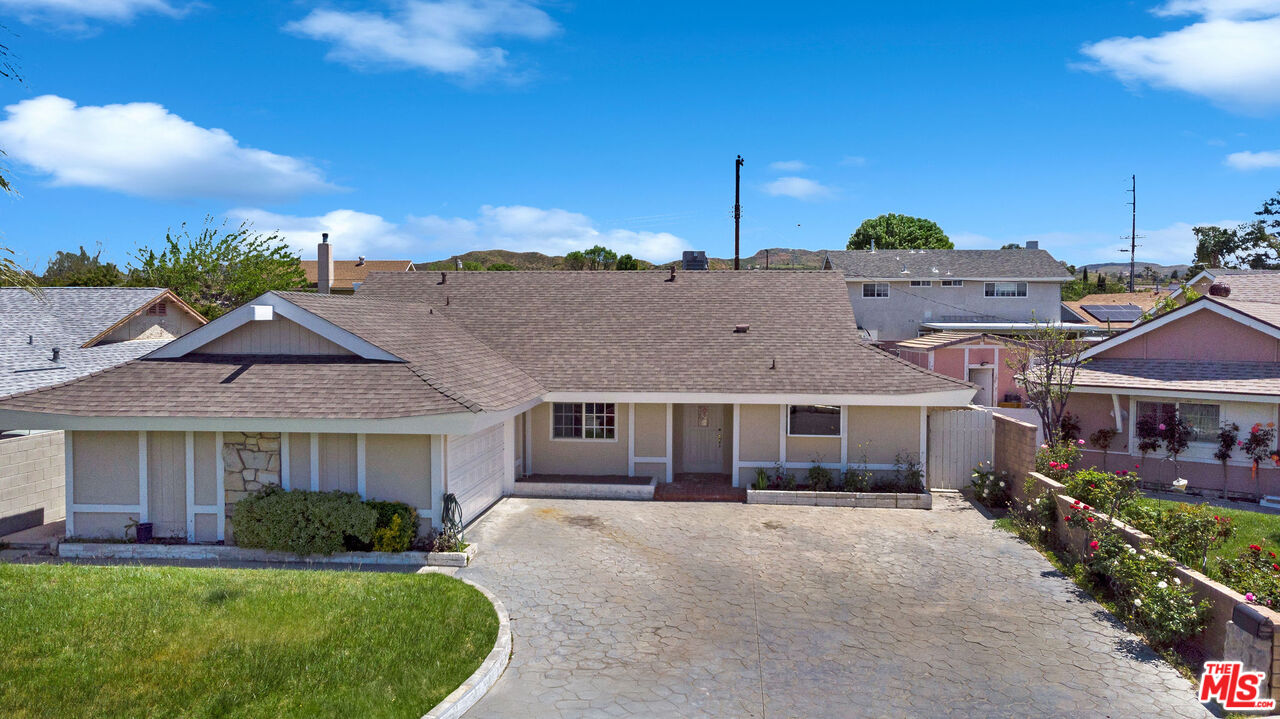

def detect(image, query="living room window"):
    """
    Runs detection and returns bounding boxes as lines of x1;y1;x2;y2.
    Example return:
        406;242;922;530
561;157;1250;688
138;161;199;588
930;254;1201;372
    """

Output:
984;281;1027;297
862;283;890;298
788;405;841;436
552;402;616;440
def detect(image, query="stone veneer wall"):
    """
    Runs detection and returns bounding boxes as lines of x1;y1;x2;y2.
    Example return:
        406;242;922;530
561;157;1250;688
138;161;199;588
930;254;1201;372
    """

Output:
222;432;281;506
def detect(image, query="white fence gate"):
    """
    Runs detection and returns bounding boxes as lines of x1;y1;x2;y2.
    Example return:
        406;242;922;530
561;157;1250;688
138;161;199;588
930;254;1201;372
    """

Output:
927;408;994;490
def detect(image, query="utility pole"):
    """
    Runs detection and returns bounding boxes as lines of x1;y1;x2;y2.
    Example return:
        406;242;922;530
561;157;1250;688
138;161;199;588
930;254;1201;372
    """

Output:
1127;175;1137;292
734;155;744;270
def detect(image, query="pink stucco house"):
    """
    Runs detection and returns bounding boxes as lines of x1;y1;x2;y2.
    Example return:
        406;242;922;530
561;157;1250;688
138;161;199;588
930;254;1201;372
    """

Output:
891;332;1023;408
1065;287;1280;499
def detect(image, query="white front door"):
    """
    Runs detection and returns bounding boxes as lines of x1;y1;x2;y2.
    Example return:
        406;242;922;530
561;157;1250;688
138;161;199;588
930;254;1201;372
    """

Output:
967;367;995;407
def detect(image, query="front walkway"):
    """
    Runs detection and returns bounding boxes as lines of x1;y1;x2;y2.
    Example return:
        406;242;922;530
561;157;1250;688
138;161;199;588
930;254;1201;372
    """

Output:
458;494;1211;718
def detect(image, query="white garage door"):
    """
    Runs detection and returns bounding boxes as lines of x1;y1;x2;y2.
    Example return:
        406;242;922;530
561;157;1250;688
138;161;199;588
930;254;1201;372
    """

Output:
447;424;505;526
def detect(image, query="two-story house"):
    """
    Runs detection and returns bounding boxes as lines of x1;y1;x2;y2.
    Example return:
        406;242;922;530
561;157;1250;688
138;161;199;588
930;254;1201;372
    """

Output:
822;241;1075;342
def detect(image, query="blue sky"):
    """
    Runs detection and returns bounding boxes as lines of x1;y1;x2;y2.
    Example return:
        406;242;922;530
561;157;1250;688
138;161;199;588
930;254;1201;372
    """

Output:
0;0;1278;271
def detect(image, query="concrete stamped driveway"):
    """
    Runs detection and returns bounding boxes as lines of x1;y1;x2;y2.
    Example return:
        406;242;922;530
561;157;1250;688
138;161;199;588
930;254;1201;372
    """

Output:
457;494;1211;718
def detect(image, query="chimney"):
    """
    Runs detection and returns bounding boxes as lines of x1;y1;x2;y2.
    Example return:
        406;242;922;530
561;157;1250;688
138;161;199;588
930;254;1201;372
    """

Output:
1025;240;1039;250
317;233;333;294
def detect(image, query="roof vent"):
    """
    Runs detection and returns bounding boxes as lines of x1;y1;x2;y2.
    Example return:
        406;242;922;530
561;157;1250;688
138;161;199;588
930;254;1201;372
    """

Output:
769;357;776;370
27;334;33;345
734;324;750;333
356;256;366;267
438;272;447;285
1209;281;1231;297
51;347;60;363
665;267;676;282
1025;240;1039;250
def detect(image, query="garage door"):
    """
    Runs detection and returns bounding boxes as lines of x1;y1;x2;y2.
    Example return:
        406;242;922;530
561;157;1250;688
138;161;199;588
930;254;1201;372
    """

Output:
447;424;504;526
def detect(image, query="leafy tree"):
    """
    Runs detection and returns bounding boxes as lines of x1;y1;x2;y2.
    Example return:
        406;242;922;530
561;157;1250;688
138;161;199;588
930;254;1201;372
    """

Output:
615;254;639;271
1258;189;1280;232
1061;273;1127;302
1170;268;1179;280
487;262;518;271
1081;266;1089;284
847;213;953;251
460;260;484;271
562;250;587;270
1192;221;1280;270
1006;326;1087;446
999;242;1022;250
582;244;617;270
1096;272;1106;290
40;245;125;286
0;29;33;291
128;217;306;319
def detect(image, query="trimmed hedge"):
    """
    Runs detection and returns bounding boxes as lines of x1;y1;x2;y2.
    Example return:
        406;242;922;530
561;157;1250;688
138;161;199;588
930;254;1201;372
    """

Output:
360;500;419;553
231;487;377;556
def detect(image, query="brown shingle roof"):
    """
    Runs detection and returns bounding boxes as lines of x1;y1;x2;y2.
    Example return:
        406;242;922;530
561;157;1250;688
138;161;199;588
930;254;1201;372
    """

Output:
891;331;988;351
357;270;971;395
1072;358;1280;397
1061;290;1168;330
301;260;414;290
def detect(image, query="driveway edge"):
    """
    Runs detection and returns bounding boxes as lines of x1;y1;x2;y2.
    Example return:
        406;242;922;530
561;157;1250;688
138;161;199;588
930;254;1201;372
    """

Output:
419;571;512;719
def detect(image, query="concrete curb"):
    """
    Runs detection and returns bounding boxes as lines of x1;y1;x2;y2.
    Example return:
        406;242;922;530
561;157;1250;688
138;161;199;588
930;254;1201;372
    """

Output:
746;489;933;509
57;541;476;567
420;572;512;719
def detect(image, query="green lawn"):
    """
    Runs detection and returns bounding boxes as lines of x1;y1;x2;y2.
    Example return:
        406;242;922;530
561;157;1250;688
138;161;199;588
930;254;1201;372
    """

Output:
1141;497;1280;567
0;563;498;719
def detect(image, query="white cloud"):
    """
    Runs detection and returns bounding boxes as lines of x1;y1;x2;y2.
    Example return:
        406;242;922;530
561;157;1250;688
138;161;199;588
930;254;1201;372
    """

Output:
285;0;559;79
230;204;691;263
761;176;834;201
1079;2;1280;110
769;160;808;171
0;0;187;27
0;95;337;201
1226;149;1280;169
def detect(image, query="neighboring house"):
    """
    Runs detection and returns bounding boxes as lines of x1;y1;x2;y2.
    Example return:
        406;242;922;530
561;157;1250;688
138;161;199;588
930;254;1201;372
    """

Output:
301;236;415;294
1172;268;1280;304
1060;290;1170;332
1064;290;1280;499
0;287;206;535
822;241;1075;342
0;271;977;542
892;332;1022;408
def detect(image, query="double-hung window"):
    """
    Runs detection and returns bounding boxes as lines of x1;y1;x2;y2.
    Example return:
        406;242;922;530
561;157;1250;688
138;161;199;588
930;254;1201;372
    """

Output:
552;402;616;440
862;283;890;298
941;279;963;287
984;281;1027;298
1136;400;1220;444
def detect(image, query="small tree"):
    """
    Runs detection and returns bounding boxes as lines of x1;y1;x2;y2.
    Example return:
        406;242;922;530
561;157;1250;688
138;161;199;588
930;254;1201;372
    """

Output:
1006;326;1085;446
1159;408;1193;480
40;244;125;286
847;213;953;251
1089;427;1118;468
582;245;617;270
562;250;587;270
128;217;306;319
1216;422;1240;485
616;254;639;271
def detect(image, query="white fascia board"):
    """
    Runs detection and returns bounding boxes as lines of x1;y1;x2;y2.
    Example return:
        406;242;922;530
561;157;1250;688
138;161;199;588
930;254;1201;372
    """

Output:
146;293;403;362
1078;300;1280;361
845;277;1070;283
0;396;542;436
920;322;1091;331
1070;385;1280;404
540;389;976;407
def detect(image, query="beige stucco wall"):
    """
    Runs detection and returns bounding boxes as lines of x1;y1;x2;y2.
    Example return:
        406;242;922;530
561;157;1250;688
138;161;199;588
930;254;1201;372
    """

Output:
633;403;667;457
73;511;136;540
529;402;629;476
634;461;665;482
98;301;202;344
147;431;187;539
739;404;781;463
786;434;841;465
193;432;218;506
846;406;920;464
365;434;432;510
72;430;139;505
319;433;358;493
286;432;310;488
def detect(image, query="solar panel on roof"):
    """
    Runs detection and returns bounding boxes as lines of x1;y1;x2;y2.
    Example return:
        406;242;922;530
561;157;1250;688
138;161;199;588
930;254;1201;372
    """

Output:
1081;304;1144;322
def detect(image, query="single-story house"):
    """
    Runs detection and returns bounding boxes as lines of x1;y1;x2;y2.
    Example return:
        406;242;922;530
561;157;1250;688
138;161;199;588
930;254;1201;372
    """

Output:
821;241;1075;342
1065;290;1280;498
301;235;415;294
0;270;977;542
0;286;205;535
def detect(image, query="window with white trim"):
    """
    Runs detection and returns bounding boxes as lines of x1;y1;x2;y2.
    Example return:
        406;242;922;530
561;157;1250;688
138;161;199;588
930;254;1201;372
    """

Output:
1136;400;1220;444
909;280;933;287
862;283;889;298
552;402;616;440
984;281;1027;297
788;405;840;436
941;279;963;287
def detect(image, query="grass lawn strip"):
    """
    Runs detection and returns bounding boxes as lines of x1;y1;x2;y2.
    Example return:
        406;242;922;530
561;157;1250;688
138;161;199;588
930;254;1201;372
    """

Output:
1140;497;1280;569
0;564;497;719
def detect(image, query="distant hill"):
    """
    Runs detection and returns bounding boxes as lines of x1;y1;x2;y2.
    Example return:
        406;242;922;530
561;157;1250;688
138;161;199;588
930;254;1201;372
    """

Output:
1079;261;1190;277
416;247;827;271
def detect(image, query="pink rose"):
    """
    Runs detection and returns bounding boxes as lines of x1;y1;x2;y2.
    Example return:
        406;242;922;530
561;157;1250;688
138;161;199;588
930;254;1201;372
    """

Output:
1077;439;1085;446
1158;423;1166;431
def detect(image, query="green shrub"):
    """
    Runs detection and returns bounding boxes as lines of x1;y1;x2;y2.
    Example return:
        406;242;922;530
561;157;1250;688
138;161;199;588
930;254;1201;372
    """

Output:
231;487;377;556
807;463;833;491
1126;502;1234;571
1218;544;1280;609
356;500;419;553
842;468;869;493
752;468;769;491
969;463;1008;509
1087;532;1210;648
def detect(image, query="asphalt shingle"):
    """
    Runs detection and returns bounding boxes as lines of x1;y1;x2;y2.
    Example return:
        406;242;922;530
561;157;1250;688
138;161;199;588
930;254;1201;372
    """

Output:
823;248;1073;280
